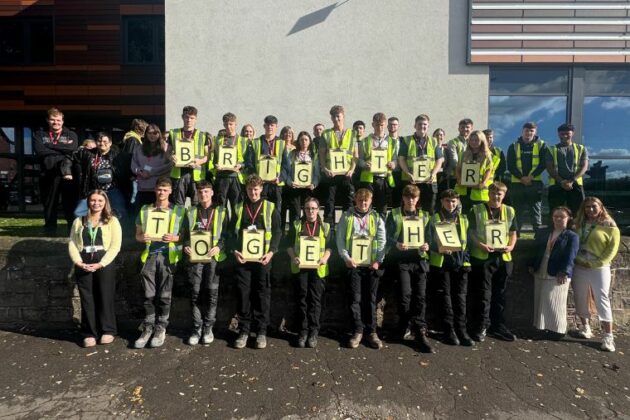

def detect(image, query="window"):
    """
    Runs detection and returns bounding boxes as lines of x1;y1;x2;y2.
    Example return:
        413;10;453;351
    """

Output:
0;18;53;64
123;16;164;64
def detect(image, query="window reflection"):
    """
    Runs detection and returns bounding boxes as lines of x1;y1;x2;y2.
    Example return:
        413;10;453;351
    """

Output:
585;69;630;96
489;67;568;95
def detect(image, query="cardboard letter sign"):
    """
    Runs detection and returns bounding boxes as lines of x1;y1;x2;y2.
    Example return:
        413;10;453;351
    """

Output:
485;221;507;250
434;222;462;253
217;145;237;171
242;230;265;262
175;141;194;167
370;149;388;174
293;161;312;187
329;149;349;175
190;231;212;263
351;236;372;267
144;208;169;241
460;162;481;187
299;237;320;269
258;156;278;181
402;217;424;248
412;158;432;183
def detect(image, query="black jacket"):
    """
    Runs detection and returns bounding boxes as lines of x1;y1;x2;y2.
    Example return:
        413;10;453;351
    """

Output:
74;145;129;198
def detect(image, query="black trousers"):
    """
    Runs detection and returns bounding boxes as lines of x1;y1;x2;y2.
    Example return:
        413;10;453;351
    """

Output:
397;261;428;333
348;267;381;334
510;182;543;232
434;267;468;332
76;263;117;338
262;183;282;213
235;262;271;335
324;175;354;223
391;171;403;208
295;270;326;333
140;253;175;328
214;176;242;219
547;184;585;218
188;260;219;331
40;169;77;230
469;255;512;332
360;178;389;218
172;172;198;206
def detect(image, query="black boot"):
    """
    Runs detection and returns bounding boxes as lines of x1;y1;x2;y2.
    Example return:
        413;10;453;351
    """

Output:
456;330;475;347
416;331;435;354
443;329;460;346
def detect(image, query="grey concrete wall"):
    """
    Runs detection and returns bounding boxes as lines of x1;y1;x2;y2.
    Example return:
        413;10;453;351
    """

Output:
165;0;489;136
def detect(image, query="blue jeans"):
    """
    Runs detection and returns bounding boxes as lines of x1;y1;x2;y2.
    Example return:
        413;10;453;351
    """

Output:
74;188;127;220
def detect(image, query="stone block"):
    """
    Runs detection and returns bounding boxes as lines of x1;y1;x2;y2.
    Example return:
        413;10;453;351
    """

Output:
21;308;45;322
0;292;34;307
45;308;73;324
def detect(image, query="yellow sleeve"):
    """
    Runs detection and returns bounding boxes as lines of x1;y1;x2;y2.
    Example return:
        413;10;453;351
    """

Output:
68;218;83;265
599;226;621;267
100;217;122;267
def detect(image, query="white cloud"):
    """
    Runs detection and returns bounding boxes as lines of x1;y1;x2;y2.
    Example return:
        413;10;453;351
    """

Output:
599;97;630;112
489;96;566;139
593;148;630;156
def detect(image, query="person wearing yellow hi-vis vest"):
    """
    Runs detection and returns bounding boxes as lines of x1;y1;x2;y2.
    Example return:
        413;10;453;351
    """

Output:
181;181;228;347
506;121;546;233
249;115;289;214
335;188;386;350
429;189;474;348
210;112;248;218
467;181;518;344
318;105;358;224
483;129;507;182
398;114;444;213
229;175;282;350
385;184;434;353
455;130;494;212
447;118;474;185
545;123;589;216
167;106;210;206
286;197;332;348
357;113;397;218
133;177;186;349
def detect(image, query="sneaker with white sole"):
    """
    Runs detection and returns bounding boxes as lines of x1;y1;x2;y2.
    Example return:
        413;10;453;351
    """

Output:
601;334;616;352
576;325;593;339
134;325;154;349
234;333;248;349
150;325;166;348
201;327;214;345
188;329;201;346
255;334;267;349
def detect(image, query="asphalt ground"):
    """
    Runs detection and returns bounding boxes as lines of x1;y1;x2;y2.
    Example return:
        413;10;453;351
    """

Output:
0;326;628;419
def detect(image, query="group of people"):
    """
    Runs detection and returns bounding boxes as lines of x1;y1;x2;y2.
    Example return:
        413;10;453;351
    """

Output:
33;105;620;353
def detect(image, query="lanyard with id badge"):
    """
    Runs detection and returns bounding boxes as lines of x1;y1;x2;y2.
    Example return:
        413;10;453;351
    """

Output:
242;202;265;262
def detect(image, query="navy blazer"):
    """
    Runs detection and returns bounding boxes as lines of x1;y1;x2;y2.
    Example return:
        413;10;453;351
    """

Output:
529;228;579;277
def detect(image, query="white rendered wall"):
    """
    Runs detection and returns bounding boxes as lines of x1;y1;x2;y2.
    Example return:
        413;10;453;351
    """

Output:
166;0;489;137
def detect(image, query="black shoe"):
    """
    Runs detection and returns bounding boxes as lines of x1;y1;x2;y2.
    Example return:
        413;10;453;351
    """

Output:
416;333;435;354
488;325;516;342
443;329;460;346
307;331;318;348
545;330;565;341
471;328;486;342
456;331;475;347
297;332;307;348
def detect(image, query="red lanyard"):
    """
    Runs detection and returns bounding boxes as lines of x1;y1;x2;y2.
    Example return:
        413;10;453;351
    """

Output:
49;131;61;145
246;202;263;225
199;207;215;231
485;204;501;223
305;220;318;237
183;129;195;141
92;154;101;169
265;138;276;157
355;214;368;232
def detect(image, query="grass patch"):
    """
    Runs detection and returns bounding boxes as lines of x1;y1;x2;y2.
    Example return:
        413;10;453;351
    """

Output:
0;216;67;237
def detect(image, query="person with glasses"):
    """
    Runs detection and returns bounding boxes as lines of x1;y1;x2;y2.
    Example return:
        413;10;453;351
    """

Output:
286;197;332;348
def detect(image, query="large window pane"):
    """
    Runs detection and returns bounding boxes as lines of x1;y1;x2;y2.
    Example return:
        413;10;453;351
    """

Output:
0;21;24;64
585;69;630;96
489;67;569;95
124;16;164;64
488;96;568;150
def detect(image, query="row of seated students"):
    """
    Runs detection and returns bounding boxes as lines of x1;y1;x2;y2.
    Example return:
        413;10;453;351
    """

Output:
69;171;620;354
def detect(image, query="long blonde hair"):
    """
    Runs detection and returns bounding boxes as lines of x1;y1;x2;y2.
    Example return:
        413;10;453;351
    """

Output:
574;196;617;229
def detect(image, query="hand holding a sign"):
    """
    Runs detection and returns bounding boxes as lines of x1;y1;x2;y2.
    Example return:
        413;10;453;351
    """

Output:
370;261;380;271
344;256;357;269
233;250;246;264
260;251;274;266
162;233;179;242
396;242;409;251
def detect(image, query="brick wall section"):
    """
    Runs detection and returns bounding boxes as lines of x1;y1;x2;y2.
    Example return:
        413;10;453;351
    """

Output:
1;236;628;331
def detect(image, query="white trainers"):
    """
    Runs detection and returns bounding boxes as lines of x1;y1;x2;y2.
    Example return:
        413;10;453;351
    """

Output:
601;334;616;352
576;325;593;339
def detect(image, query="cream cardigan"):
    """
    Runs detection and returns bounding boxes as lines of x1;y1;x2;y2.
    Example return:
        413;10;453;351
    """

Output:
68;216;122;267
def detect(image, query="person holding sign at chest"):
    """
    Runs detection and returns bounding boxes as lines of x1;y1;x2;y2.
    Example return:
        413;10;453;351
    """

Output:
286;198;332;348
318;105;358;224
182;181;228;346
134;177;186;349
358;113;397;219
336;188;386;349
398;114;443;214
167;106;210;206
385;185;433;353
455;130;494;212
429;189;474;347
467;182;518;343
229;175;282;350
210;113;248;218
282;131;320;237
249;115;289;213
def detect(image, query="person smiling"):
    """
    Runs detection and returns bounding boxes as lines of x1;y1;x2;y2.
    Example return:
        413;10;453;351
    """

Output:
68;190;122;347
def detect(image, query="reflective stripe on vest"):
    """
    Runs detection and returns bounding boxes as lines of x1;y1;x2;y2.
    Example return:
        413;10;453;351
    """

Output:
549;143;584;186
512;140;544;183
235;200;275;254
187;205;227;262
391;207;429;259
429;212;469;267
323;128;355;169
139;204;185;264
470;203;514;262
290;220;330;278
170;129;207;181
402;136;437;181
344;210;379;263
359;135;395;186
